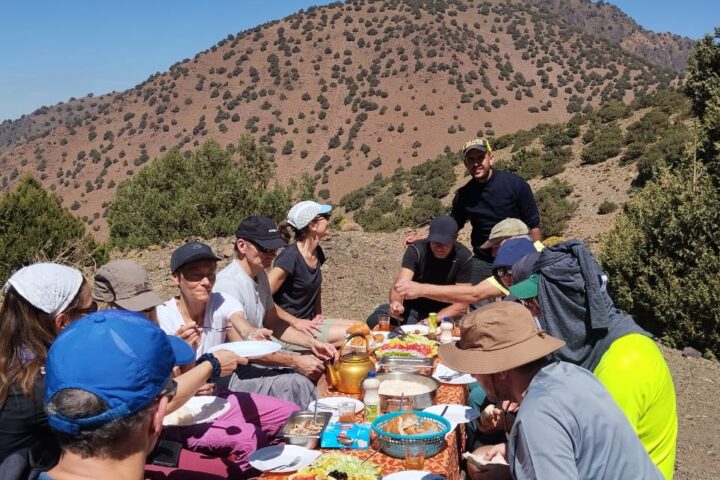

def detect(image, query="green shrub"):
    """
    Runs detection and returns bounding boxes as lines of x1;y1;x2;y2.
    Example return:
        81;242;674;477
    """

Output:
597;200;618;214
534;179;577;237
0;175;105;284
581;124;623;164
600;165;720;356
108;137;295;249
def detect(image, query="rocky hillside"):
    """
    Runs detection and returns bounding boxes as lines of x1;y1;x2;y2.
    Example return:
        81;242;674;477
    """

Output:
0;0;681;238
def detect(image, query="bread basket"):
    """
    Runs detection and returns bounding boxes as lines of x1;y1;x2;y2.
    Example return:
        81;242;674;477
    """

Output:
370;411;451;459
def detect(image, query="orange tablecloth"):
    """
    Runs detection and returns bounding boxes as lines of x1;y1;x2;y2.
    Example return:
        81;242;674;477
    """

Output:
261;377;468;480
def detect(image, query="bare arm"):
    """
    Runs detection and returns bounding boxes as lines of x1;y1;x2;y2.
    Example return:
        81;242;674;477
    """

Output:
267;266;289;294
227;311;272;341
435;289;471;319
389;268;414;318
396;278;504;304
530;227;542;242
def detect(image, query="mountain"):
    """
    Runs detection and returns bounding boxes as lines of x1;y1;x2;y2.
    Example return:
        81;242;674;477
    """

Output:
0;0;684;238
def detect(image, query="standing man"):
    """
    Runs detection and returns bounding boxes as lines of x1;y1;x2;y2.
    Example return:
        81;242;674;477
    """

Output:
452;138;541;285
366;215;472;327
42;310;194;480
441;302;662;480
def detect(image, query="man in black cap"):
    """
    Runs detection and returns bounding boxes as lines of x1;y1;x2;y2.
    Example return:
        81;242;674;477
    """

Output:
213;216;337;406
367;215;473;327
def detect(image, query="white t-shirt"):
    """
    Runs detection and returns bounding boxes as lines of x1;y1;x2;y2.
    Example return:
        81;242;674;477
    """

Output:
157;292;244;357
214;260;274;328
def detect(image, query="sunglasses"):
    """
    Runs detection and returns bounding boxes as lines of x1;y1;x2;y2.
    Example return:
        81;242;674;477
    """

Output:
249;241;278;255
496;267;512;278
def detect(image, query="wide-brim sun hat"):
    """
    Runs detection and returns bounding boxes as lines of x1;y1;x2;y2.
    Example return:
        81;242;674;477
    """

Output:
439;302;564;375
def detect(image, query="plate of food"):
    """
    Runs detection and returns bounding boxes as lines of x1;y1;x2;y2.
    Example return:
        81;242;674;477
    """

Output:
400;324;429;336
376;334;438;358
423;404;480;431
289;452;380;480
345;321;387;349
206;340;281;358
432;364;474;385
249;444;321;473
162;396;231;426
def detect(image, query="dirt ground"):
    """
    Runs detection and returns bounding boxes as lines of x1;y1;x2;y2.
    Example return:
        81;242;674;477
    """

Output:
128;229;720;480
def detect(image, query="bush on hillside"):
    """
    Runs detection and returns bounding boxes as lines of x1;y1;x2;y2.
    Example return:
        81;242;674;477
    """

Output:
534;179;577;237
581;124;623;164
0;175;105;285
108;137;295;249
600;165;720;357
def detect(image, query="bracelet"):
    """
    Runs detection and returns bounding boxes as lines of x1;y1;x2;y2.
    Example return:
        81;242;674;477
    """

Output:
197;353;221;383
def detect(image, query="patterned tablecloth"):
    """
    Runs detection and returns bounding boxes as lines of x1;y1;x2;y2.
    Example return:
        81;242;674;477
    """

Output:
260;375;469;480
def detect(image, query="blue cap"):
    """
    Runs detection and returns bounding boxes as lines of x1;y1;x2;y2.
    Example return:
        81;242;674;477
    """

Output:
46;310;194;435
492;237;536;270
170;241;221;273
427;215;459;245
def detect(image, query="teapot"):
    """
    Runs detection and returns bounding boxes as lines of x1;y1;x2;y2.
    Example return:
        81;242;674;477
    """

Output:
326;334;376;394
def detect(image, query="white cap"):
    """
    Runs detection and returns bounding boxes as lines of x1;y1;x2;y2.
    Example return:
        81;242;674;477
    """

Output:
287;201;332;230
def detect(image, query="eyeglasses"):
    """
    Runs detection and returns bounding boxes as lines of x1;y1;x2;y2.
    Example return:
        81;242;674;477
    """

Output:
496;267;512;278
181;270;216;282
249;241;278;255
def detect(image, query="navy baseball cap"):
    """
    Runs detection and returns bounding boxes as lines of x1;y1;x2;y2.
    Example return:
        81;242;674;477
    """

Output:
492;237;536;270
235;216;287;250
45;310;194;435
427;215;459;245
170;241;221;273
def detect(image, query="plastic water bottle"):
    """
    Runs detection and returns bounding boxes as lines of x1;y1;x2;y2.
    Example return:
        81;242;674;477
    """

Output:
363;371;380;422
427;312;438;341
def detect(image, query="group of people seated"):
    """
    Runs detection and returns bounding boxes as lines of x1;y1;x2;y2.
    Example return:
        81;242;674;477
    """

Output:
0;137;678;480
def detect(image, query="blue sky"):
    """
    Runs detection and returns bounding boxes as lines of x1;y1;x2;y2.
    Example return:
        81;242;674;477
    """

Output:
1;0;717;122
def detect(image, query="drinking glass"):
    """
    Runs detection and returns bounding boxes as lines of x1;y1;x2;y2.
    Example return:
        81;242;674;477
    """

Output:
338;401;356;423
378;314;391;332
404;443;426;469
384;396;414;413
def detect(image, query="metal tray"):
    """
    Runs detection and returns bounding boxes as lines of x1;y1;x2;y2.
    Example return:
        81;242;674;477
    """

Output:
377;356;434;376
279;410;332;449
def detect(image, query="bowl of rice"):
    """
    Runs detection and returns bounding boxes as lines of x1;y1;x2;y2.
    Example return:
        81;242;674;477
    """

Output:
376;372;440;411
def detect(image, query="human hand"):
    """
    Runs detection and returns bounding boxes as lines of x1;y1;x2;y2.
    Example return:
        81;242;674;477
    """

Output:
484;443;507;462
294;318;323;336
389;301;405;318
248;328;273;341
212;349;248;376
293;354;324;381
195;382;215;396
176;324;201;349
394;280;424;300
403;233;421;247
311;341;337;362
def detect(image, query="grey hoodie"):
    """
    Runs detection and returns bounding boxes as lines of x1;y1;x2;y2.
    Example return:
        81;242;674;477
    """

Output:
533;240;649;372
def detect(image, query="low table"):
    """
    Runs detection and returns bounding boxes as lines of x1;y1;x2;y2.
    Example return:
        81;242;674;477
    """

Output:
261;376;469;480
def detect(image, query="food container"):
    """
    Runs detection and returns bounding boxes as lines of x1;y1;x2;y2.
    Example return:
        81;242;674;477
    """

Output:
280;410;332;449
371;411;452;459
377;356;434;376
376;372;440;411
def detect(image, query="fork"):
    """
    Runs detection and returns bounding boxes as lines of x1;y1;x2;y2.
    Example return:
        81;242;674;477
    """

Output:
439;372;464;381
268;456;302;471
211;326;232;332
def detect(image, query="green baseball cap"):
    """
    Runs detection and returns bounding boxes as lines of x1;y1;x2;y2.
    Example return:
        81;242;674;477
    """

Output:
508;273;539;299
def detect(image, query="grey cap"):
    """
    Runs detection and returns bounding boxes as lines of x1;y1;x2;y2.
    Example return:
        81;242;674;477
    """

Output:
93;260;163;312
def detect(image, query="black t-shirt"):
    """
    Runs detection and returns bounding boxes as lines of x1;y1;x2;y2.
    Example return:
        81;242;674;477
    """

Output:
273;243;326;320
0;377;60;472
451;170;540;261
401;239;473;317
